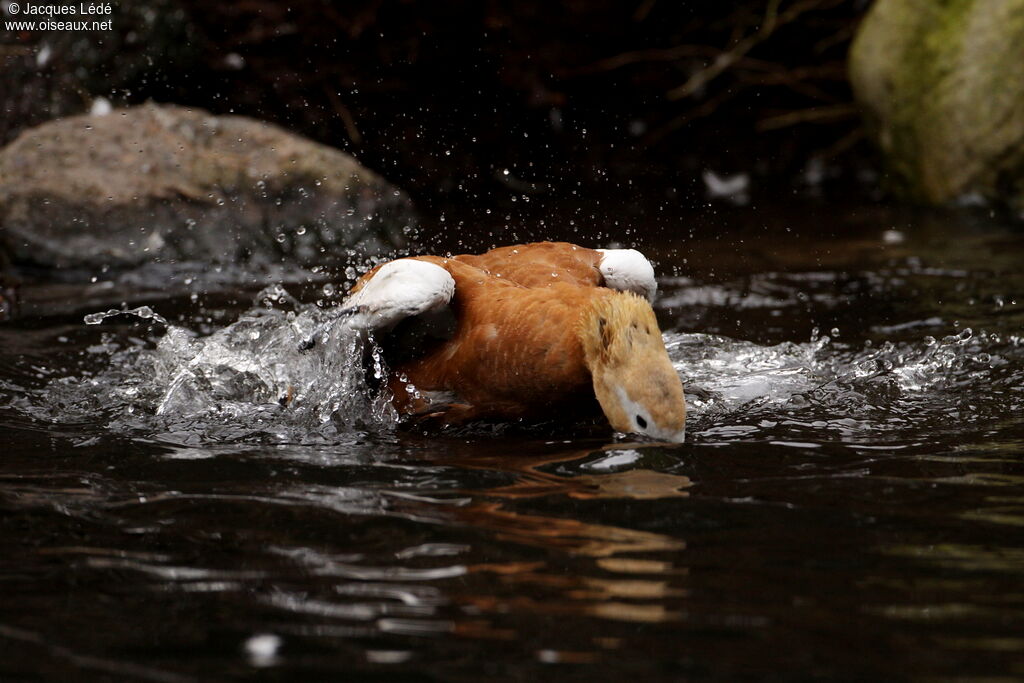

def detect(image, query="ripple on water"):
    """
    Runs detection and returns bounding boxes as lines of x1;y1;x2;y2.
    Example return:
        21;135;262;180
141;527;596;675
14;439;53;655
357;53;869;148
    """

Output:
669;327;1024;445
4;283;1022;451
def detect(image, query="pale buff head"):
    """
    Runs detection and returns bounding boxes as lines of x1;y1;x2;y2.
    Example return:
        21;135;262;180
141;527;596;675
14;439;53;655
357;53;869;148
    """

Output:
578;291;687;443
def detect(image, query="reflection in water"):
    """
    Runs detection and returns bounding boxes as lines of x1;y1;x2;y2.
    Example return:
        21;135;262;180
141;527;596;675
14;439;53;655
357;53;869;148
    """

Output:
443;442;692;501
0;441;692;650
435;443;690;626
458;499;684;558
3;210;1024;679
880;543;1024;573
0;623;195;683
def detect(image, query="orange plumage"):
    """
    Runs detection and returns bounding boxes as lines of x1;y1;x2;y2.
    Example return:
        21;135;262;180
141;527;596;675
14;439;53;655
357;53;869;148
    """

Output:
346;242;687;441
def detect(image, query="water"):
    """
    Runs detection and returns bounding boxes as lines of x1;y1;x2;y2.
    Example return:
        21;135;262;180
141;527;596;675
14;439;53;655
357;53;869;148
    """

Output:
2;203;1023;680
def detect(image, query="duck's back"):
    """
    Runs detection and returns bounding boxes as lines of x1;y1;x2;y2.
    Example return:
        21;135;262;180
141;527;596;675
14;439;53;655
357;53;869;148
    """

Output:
394;256;606;417
348;241;648;420
454;241;603;290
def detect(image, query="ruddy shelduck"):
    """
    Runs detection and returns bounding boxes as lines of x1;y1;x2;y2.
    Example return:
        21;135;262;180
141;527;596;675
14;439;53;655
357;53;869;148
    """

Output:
340;242;686;442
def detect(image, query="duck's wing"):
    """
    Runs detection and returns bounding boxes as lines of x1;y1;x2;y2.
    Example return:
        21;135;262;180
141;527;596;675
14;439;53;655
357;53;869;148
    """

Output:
456;242;657;301
595;248;657;302
343;258;455;332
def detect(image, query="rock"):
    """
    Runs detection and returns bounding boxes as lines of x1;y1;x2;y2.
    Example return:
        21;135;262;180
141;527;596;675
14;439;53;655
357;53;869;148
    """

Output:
0;249;16;322
0;104;415;268
849;0;1024;208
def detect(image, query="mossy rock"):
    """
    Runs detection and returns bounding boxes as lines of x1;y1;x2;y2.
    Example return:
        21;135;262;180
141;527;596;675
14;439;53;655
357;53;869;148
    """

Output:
849;0;1024;208
0;104;415;268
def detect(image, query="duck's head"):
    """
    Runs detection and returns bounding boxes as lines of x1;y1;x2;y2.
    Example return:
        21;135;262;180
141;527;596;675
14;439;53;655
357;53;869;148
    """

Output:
579;291;686;443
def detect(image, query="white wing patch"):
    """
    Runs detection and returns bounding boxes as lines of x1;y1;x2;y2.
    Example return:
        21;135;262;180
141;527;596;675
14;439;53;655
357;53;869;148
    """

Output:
596;249;657;302
344;259;455;331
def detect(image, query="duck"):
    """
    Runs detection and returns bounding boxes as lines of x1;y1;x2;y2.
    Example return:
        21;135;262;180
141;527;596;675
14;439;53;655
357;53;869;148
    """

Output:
338;241;686;442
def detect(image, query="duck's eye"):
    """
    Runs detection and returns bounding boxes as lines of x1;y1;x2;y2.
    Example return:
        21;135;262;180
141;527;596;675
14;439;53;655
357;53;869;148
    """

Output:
636;415;647;429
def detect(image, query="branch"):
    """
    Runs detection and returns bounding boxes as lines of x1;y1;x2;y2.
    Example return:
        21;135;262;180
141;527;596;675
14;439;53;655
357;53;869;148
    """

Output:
815;127;863;159
666;0;839;101
755;103;858;131
643;88;742;145
735;62;849;102
569;44;723;76
568;45;800;79
324;86;362;145
632;0;658;22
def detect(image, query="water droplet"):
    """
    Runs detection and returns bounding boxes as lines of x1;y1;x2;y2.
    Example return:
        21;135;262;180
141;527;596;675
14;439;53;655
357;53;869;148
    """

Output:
84;306;168;326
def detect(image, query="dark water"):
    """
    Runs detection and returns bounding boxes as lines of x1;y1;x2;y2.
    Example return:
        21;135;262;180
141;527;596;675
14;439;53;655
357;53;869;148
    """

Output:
2;203;1024;681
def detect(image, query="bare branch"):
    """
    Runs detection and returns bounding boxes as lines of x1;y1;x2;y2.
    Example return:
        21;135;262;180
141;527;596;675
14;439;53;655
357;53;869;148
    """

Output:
666;0;841;101
814;127;864;159
643;88;742;145
324;86;362;145
756;103;858;131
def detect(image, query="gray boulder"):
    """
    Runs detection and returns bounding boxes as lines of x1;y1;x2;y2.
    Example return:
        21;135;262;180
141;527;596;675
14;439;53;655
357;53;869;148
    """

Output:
849;0;1024;209
0;103;415;268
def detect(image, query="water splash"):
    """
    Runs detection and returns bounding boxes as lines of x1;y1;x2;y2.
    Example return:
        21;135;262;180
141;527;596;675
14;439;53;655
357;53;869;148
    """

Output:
669;327;1023;444
12;285;1024;448
19;287;399;443
149;303;395;432
84;305;168;326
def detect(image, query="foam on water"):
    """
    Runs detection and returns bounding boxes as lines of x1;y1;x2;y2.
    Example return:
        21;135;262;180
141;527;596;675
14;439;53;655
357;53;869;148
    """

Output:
671;326;1024;445
10;285;1023;447
9;286;398;443
147;286;399;435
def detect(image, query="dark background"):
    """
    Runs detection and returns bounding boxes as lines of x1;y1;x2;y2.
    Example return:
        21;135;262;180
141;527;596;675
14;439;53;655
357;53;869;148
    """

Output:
1;0;875;217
